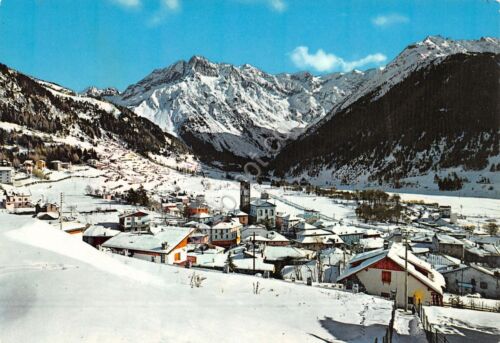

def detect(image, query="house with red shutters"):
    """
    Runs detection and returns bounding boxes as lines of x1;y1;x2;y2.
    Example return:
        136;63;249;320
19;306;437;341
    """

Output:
337;242;445;308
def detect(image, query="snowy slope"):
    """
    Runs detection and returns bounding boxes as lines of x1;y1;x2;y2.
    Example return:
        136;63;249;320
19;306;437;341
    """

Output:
0;214;394;342
0;63;187;157
107;56;374;160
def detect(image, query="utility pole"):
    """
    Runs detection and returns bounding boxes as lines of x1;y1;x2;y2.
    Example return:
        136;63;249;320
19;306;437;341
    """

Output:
404;229;409;312
253;232;256;273
59;192;63;231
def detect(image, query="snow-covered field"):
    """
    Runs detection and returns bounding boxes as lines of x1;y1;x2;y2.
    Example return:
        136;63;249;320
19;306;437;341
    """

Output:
424;306;500;342
0;214;394;342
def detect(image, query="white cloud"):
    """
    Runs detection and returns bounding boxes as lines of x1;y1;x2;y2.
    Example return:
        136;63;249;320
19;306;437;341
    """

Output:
163;0;180;10
149;0;181;26
235;0;287;12
111;0;141;8
290;46;387;73
372;14;409;27
269;0;286;12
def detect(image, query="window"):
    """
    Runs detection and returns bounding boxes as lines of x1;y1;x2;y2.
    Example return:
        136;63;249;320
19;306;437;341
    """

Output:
480;282;488;290
471;278;476;286
174;252;181;261
381;271;392;284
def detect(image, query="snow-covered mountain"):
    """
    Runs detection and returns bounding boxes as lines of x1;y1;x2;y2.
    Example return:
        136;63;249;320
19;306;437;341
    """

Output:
106;36;499;169
271;36;500;192
107;56;376;163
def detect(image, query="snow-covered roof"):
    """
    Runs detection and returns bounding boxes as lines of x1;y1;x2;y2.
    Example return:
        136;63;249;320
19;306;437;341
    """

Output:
244;235;270;242
265;231;289;242
295;235;340;245
328;225;365;236
250;199;276;208
359;237;384;250
212;220;241;230
337;243;445;295
192;251;274;272
190;212;212;219
103;227;194;254
185;222;211;230
36;212;59;220
263;246;314;261
83;224;121;238
436;234;463;245
293;222;317;231
118;210;150;219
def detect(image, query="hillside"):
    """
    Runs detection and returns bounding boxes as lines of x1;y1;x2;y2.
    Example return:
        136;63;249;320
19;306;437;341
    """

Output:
0;214;393;342
0;63;188;160
270;38;500;191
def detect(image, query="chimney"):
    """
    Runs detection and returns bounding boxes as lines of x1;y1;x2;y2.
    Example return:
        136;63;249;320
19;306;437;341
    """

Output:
383;240;389;250
261;192;269;200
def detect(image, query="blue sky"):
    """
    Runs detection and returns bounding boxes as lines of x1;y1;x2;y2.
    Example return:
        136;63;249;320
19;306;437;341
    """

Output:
0;0;498;91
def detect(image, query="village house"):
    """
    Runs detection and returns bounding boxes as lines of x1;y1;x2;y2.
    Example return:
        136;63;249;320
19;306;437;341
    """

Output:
231;210;249;225
23;160;34;174
464;245;500;268
300;209;321;223
187;231;210;245
337;243;446;308
265;231;290;246
276;212;301;234
161;202;182;217
249;193;276;228
328;225;365;246
102;227;194;265
35;160;46;170
51;160;62;171
118;210;151;233
294;227;344;251
201;219;242;248
441;263;499;299
83;224;122;249
60;161;71;170
190;247;275;275
189;212;213;224
35;201;59;214
241;224;268;240
262;245;315;276
0;166;13;184
438;205;452;218
186;199;209;217
3;190;34;214
281;248;351;283
432;234;464;259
